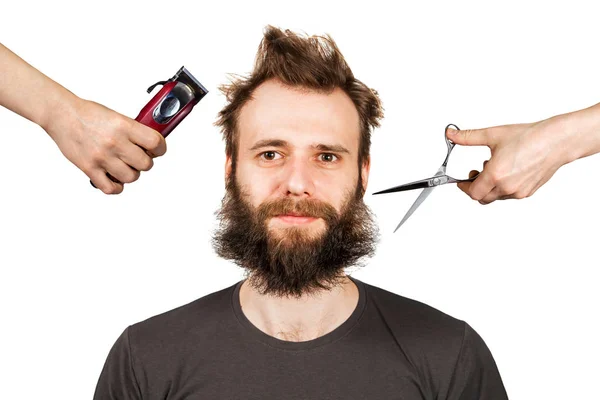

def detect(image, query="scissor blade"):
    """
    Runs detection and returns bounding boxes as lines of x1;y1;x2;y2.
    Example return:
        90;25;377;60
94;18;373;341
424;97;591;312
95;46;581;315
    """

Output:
372;180;430;195
392;166;446;232
393;186;434;232
373;165;448;196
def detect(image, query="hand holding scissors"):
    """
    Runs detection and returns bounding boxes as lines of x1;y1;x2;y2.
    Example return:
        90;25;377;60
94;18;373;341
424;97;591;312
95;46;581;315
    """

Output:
372;124;479;232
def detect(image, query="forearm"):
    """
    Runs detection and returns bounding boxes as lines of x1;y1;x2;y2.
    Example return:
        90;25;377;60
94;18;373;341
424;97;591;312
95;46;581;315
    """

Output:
553;101;600;164
0;42;79;134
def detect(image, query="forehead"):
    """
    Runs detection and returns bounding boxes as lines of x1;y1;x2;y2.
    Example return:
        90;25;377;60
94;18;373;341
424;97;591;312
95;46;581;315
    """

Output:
237;79;360;151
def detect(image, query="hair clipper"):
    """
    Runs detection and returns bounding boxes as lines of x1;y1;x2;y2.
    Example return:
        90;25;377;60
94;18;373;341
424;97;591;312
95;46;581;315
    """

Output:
91;66;208;189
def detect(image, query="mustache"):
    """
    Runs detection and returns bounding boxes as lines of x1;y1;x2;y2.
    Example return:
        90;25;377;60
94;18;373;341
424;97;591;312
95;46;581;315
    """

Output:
256;197;339;222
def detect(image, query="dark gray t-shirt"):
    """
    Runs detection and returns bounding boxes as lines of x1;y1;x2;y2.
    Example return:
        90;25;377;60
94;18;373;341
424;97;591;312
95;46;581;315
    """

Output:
93;277;508;399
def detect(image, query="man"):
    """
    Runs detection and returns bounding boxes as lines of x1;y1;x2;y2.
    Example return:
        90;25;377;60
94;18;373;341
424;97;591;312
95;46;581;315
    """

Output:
93;26;509;399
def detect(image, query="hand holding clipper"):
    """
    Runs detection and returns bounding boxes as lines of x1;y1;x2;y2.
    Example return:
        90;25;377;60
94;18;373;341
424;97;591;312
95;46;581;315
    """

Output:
90;66;208;190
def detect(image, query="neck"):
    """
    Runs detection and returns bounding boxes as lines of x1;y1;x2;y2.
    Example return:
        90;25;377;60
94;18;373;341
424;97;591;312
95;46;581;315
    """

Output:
239;274;359;342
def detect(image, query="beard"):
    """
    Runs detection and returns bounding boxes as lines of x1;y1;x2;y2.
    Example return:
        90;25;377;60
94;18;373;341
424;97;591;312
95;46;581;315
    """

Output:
211;173;379;299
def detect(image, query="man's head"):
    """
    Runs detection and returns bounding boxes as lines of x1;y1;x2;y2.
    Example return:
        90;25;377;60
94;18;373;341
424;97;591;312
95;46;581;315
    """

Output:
212;26;384;298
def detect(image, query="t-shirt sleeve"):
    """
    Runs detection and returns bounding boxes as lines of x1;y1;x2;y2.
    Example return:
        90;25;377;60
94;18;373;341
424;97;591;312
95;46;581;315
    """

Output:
93;326;142;400
446;322;509;400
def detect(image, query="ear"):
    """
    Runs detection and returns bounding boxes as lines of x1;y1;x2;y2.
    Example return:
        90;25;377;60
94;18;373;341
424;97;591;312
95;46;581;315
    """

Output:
225;154;233;182
361;156;370;194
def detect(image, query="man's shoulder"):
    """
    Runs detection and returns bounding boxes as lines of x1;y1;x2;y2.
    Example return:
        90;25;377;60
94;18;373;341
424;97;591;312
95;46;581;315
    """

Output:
127;281;239;344
361;279;467;343
358;279;508;399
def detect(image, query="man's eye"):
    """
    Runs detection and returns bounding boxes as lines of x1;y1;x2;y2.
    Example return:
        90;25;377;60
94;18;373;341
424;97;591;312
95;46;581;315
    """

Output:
320;153;338;162
261;151;280;161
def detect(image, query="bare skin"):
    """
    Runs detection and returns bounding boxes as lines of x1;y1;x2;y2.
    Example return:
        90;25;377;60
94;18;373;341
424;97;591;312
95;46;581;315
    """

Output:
239;276;358;341
0;42;166;194
447;102;600;205
227;79;369;341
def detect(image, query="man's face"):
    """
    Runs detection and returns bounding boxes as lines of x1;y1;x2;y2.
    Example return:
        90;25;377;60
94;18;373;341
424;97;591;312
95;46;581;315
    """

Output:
212;79;378;298
233;79;367;235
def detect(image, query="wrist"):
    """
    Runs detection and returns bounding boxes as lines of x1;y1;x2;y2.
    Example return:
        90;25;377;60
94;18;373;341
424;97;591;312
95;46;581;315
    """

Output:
550;104;600;165
39;88;81;141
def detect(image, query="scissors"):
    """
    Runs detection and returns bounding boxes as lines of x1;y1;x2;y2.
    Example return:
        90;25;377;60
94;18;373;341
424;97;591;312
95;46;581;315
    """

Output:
372;124;479;232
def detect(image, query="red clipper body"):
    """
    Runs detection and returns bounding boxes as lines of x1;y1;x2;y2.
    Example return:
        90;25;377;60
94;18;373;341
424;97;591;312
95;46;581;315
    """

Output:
91;66;208;188
135;67;208;138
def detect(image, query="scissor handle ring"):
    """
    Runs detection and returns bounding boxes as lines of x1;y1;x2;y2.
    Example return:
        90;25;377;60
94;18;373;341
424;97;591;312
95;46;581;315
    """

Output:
442;123;460;167
445;123;460;147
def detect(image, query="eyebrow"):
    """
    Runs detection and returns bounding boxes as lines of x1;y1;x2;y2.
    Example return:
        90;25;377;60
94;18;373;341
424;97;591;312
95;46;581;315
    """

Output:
249;139;288;151
249;139;350;154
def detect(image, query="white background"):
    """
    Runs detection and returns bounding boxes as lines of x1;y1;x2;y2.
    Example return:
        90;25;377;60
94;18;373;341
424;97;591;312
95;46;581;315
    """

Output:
1;1;598;398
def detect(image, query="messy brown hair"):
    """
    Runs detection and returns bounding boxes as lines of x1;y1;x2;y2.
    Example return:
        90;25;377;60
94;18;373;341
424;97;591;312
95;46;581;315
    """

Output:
215;25;384;184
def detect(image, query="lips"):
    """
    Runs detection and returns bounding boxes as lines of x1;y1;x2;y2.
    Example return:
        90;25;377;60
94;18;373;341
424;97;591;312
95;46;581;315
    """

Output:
274;214;318;224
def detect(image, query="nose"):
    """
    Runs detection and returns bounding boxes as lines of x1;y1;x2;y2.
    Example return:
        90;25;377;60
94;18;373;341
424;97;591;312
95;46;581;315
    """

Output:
280;156;315;198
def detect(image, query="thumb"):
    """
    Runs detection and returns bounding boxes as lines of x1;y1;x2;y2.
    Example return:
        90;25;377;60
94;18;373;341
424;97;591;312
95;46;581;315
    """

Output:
447;126;492;146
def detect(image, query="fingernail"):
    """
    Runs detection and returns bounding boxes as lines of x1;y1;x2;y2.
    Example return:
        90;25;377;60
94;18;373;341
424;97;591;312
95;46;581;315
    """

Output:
448;128;457;135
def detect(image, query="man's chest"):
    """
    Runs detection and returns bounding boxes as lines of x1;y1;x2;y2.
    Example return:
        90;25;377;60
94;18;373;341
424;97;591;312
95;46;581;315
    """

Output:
140;356;428;400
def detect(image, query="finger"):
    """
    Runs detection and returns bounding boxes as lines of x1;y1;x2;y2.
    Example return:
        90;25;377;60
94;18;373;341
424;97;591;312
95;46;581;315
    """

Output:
474;160;489;180
118;143;154;172
457;181;470;194
464;169;496;201
457;170;480;193
447;126;495;147
129;122;166;158
90;169;124;194
479;187;502;205
479;190;514;204
105;159;141;184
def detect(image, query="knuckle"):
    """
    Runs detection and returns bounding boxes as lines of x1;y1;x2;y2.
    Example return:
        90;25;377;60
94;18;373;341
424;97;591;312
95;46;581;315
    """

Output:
155;144;167;157
101;135;119;151
89;148;106;164
81;162;95;176
140;157;154;171
488;167;509;186
462;130;473;143
108;184;124;194
122;169;140;184
147;133;162;150
506;184;520;195
488;173;502;186
470;191;482;201
514;190;528;199
101;185;115;195
496;183;513;196
478;196;491;205
132;169;141;181
116;116;132;132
